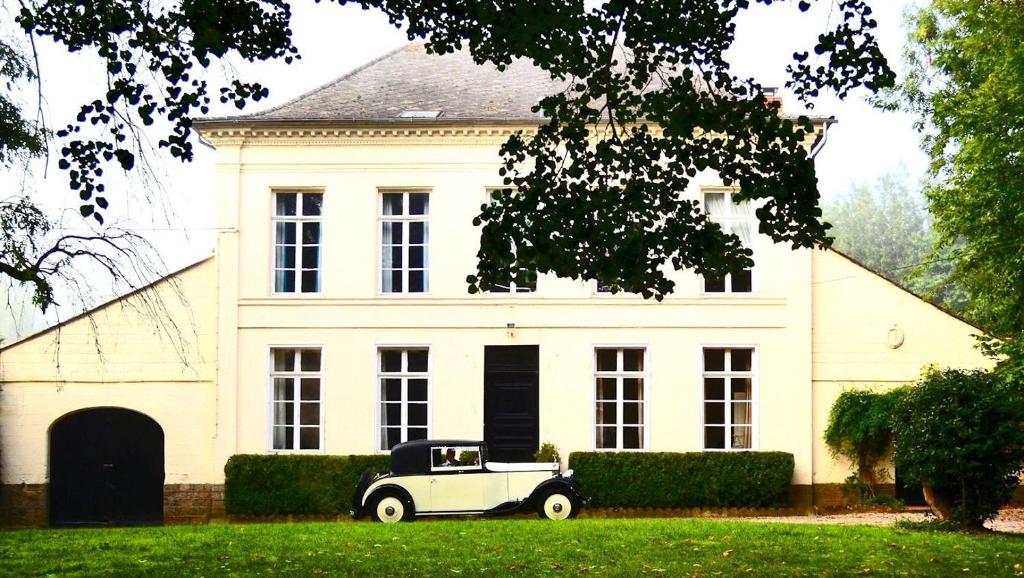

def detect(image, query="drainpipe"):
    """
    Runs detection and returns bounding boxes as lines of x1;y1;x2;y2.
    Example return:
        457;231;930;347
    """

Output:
810;117;838;159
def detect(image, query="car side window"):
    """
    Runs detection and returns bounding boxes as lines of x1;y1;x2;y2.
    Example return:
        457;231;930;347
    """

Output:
430;445;483;472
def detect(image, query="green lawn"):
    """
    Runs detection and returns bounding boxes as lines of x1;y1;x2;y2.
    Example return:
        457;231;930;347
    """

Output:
2;518;1023;577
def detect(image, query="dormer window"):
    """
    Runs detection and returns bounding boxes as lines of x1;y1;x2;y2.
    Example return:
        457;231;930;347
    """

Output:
702;189;754;294
399;110;442;119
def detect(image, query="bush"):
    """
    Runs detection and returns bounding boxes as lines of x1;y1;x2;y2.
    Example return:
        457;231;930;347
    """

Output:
568;451;793;508
824;388;907;498
893;368;1024;528
534;443;561;463
224;454;390;516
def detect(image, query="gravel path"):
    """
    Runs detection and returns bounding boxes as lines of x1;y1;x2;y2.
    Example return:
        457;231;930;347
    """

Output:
742;508;1024;533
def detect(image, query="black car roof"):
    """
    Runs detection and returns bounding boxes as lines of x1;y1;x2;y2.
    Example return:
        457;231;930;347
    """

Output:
390;440;485;475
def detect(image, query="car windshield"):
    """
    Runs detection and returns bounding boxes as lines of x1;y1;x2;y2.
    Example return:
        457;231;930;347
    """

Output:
430;445;482;471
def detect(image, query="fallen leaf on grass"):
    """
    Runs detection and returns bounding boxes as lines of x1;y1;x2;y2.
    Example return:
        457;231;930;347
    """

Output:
722;550;733;558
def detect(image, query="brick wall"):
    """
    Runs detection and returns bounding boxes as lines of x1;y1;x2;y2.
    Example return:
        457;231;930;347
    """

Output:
0;484;48;528
164;484;224;525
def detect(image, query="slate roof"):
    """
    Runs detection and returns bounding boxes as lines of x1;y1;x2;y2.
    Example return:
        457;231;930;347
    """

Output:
203;43;564;125
197;42;832;127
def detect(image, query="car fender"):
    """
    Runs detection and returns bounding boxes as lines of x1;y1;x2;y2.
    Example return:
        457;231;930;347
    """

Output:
353;482;417;519
527;477;583;507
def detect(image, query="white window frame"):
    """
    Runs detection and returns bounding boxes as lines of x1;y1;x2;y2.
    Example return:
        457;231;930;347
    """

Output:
266;345;325;453
378;190;430;295
592;345;650;451
375;345;432;452
699;344;759;451
271;190;323;295
700;187;755;295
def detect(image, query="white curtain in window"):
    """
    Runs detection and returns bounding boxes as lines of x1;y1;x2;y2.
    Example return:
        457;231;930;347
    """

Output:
704;192;727;217
732;220;754;247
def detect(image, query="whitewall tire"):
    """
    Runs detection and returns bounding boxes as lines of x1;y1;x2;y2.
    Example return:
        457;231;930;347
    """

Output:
372;495;409;523
539;491;577;520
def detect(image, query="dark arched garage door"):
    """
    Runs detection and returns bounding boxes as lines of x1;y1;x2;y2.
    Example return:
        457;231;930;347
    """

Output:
49;408;165;526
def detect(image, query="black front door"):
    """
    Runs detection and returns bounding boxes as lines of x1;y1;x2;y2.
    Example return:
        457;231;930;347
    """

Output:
49;407;165;526
484;345;540;462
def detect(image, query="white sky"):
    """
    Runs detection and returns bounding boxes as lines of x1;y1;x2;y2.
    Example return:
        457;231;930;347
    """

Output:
0;1;925;338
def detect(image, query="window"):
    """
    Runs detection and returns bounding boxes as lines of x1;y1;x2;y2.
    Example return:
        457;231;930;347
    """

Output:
430;444;482;471
270;348;322;451
702;347;755;450
378;348;430;450
381;192;429;293
273;192;322;293
485;188;536;294
594;347;646;450
702;189;753;293
491;269;537;293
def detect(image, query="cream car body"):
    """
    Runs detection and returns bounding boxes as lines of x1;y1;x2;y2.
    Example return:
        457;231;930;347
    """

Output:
352;440;584;522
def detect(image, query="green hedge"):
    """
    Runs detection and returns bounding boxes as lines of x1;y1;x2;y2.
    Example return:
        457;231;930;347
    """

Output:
568;451;794;508
224;454;390;516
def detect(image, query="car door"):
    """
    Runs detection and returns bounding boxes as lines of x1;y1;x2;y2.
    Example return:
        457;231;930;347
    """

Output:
427;444;488;512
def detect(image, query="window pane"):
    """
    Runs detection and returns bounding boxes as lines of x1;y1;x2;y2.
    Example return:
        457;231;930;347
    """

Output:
704;426;726;449
301;246;319;269
408;378;428;401
380;350;402;372
300;270;319;292
300;378;320;400
622;349;644;372
623;378;643;401
409;246;425;268
276;221;296;244
408;403;428;426
273;426;293;450
273;402;294;426
731;378;752;401
383;221;403;244
275;193;297;216
623;427;642;449
703;192;726;216
382;193;403;216
273;350;296;372
703;348;725;372
275;270;295;293
300;350;321;372
596;402;617;425
382;378;402;401
273;377;294;401
623;402;642;426
704;402;725;425
409;270;425;293
596;377;617;401
302;222;320;244
491;283;511;293
302;193;323;216
704;276;726;293
732;426;752;449
731;269;753;293
731;349;753;372
383;427;402;450
409;221;425;244
732;401;753;426
388;270;403;293
409;193;428;215
382;403;401;426
704;377;725;400
595;349;617;372
385;246;402;268
299;427;319;450
407;427;428;441
299;403;320;425
275;246;296;269
407;350;428;372
598;426;617;449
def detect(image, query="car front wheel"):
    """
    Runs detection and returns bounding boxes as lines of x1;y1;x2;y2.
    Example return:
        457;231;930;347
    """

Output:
370;492;414;523
538;490;579;520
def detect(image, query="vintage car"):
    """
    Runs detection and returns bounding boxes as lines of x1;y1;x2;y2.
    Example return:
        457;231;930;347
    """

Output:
351;439;584;522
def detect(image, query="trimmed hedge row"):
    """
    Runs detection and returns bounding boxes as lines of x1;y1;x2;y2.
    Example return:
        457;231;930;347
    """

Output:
224;454;389;516
569;451;794;508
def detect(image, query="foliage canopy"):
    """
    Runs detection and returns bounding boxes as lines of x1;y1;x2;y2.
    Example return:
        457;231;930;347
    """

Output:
2;0;895;307
823;388;906;495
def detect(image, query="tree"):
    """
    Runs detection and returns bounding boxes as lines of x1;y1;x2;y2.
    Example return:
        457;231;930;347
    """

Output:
4;0;896;308
892;368;1024;528
823;170;967;314
891;0;1024;381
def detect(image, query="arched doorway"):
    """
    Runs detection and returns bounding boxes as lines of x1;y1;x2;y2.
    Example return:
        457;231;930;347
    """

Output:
49;408;164;525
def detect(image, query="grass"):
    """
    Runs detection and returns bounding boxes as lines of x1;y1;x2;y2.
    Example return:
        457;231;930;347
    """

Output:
2;517;1024;577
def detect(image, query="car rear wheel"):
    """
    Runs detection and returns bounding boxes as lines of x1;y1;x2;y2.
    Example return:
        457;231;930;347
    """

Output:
538;490;579;520
370;492;414;523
